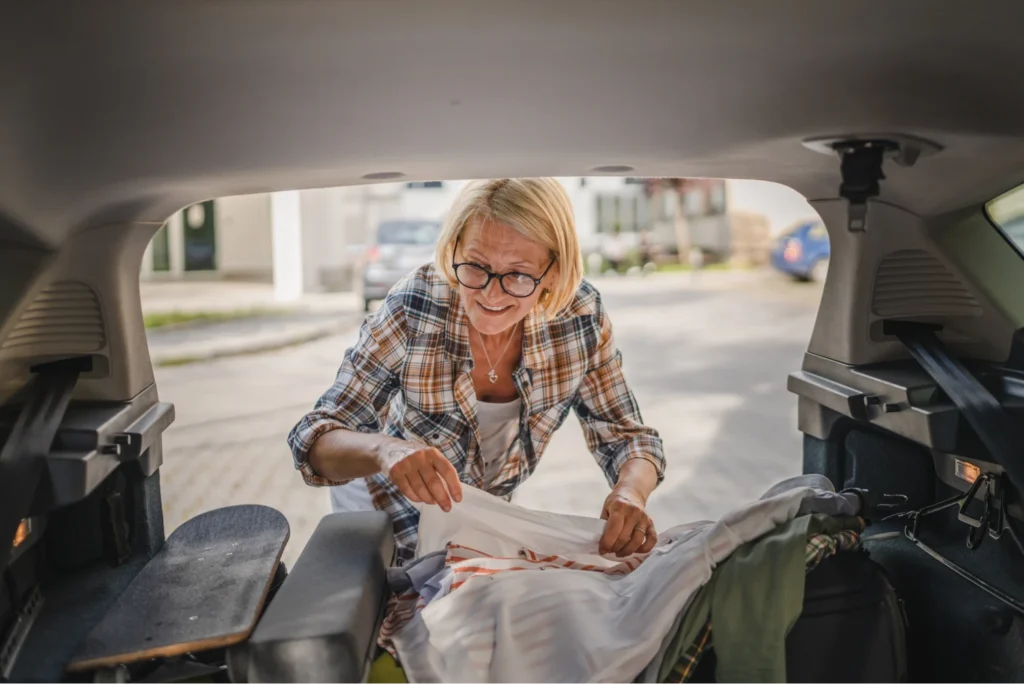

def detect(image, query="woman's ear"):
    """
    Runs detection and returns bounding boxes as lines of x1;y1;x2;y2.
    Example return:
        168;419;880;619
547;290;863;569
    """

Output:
538;288;553;308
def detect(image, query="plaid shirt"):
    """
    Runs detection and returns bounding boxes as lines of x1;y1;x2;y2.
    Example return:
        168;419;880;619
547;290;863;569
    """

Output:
287;263;665;564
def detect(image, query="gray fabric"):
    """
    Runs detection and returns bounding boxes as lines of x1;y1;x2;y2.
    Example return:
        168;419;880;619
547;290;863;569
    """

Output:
406;552;446;592
330;478;374;513
797;491;859;518
759;473;860;518
759;473;835;499
385;550;446;595
418;566;454;606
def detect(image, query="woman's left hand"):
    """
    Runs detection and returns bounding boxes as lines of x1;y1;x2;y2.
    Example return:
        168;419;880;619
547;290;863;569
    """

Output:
599;485;658;557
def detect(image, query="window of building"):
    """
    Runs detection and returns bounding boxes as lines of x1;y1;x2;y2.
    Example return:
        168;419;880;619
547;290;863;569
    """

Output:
683;188;706;217
709;182;727;214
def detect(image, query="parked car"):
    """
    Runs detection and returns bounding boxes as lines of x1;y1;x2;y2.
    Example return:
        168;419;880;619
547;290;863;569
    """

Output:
360;219;442;311
769;219;830;282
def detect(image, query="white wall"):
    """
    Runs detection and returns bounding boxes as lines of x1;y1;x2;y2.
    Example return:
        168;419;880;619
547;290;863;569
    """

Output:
298;187;366;292
216;195;273;278
725;179;821;236
271;191;304;301
560;178;596;245
400;182;464;221
393;178;620;248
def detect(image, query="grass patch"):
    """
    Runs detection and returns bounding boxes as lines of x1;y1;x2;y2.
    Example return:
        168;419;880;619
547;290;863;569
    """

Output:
144;307;289;330
156;355;204;367
654;261;735;273
152;326;345;367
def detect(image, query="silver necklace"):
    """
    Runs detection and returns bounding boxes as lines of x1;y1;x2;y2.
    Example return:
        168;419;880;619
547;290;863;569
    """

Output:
476;322;519;384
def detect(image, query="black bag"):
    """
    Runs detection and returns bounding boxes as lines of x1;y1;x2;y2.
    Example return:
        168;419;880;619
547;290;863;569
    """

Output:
784;551;908;682
690;551;908;683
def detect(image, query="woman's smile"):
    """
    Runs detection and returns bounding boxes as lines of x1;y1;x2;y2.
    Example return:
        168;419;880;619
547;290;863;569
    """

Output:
477;301;514;315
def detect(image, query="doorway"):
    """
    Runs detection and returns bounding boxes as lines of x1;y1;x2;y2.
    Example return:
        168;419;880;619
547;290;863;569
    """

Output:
183;200;217;271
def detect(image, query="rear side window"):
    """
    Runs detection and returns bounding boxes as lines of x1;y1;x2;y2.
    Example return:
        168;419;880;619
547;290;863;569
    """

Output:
987;184;1024;252
377;220;442;245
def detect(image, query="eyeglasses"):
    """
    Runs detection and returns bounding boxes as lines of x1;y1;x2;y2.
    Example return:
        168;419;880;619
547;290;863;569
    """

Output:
452;239;555;298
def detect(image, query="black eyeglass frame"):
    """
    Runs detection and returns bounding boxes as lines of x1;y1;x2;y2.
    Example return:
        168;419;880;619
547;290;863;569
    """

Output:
451;238;556;298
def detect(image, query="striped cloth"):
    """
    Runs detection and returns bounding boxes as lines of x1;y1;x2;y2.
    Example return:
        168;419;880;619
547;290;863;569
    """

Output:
664;529;862;683
389;483;860;682
379;542;649;655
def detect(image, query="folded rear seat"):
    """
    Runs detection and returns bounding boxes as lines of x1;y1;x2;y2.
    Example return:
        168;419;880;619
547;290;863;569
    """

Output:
229;511;394;683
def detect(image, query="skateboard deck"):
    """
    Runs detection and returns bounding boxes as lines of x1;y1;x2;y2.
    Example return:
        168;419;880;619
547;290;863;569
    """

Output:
67;504;289;673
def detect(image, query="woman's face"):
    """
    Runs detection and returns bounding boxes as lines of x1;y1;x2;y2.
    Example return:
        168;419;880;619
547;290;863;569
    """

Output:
454;219;555;336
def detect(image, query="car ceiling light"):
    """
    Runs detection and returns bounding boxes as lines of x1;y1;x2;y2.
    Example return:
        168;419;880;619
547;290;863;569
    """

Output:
802;133;943;233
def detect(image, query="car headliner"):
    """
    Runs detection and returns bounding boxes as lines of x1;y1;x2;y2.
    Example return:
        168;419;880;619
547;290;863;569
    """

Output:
3;0;1024;248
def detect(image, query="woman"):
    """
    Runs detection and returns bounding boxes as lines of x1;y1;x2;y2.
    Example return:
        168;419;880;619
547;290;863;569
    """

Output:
288;178;666;565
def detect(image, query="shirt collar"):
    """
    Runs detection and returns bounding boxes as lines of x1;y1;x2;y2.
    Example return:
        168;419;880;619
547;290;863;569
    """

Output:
443;287;551;371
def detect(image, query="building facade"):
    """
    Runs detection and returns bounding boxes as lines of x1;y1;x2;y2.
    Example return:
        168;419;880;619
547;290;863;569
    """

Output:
141;177;819;298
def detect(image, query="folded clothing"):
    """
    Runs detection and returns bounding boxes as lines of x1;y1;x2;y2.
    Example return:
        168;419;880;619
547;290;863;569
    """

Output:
379;479;861;683
379;540;649;655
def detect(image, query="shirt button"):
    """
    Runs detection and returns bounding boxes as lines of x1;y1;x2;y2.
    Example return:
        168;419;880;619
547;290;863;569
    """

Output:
432;433;440;441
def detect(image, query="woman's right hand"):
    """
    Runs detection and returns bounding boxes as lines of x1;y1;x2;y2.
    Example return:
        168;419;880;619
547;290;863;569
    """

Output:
377;440;464;512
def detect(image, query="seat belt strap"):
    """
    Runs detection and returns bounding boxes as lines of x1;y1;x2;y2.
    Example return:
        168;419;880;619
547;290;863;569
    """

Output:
0;357;90;574
886;321;1024;493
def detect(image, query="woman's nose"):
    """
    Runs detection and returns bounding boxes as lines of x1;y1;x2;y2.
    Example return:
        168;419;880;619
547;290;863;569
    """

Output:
482;277;504;299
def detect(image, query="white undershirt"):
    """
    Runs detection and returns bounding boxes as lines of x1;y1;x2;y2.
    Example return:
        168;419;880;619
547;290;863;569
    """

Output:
329;398;522;513
475;398;522;486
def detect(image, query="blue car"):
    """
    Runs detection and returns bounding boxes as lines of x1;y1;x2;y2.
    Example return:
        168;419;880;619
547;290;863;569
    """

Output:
770;220;830;282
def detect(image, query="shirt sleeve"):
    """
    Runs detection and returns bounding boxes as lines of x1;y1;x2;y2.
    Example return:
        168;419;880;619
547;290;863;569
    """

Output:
572;296;666;488
287;292;408;487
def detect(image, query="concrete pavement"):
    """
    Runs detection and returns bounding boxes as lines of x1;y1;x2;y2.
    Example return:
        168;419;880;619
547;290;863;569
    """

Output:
154;270;822;567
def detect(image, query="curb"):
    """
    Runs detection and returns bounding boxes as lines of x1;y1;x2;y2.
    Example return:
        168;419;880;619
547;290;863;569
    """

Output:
150;316;362;367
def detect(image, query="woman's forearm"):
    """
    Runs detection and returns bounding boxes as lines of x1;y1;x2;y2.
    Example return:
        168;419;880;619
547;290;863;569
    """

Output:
307;428;406;482
308;428;464;511
614;457;660;502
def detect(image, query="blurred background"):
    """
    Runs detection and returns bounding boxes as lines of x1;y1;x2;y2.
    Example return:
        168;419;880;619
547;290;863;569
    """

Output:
141;176;830;566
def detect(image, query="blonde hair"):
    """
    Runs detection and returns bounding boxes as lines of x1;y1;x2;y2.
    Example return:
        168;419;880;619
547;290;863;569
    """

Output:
434;178;583;318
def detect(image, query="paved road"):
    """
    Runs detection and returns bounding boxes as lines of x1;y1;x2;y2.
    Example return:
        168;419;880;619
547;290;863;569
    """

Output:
154;270;822;567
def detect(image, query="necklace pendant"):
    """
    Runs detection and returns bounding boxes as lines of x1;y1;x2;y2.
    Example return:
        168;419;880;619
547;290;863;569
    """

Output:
487;368;498;384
